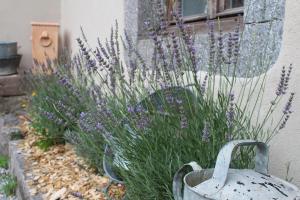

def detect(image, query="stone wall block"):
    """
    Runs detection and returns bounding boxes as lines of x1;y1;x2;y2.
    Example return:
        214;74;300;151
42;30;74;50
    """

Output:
244;0;285;23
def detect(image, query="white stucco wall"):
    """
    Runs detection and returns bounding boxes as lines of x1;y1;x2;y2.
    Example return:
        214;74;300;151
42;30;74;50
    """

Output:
60;0;124;53
265;0;300;186
60;0;300;186
0;0;60;69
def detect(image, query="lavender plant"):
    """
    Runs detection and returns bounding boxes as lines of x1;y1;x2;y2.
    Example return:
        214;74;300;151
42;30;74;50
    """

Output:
25;59;90;150
26;1;294;199
69;13;294;199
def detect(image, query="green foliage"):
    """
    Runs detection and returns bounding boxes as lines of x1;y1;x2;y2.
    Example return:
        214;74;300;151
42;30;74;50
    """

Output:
108;89;254;199
25;64;88;150
0;155;9;169
10;130;24;141
65;130;106;174
0;175;17;197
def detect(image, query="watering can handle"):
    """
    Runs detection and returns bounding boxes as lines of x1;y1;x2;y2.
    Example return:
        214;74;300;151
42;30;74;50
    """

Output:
212;140;269;189
173;162;202;200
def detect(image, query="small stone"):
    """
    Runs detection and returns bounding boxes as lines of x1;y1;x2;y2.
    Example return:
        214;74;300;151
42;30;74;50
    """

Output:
49;187;67;200
30;188;38;195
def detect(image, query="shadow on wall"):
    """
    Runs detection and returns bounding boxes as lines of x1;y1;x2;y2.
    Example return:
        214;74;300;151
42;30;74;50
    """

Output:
61;30;72;55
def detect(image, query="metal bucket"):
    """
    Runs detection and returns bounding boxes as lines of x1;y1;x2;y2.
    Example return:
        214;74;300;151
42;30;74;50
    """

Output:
103;145;124;184
0;42;17;59
0;55;22;76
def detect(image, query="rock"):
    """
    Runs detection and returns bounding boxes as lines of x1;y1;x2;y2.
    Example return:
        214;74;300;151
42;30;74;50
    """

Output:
0;168;8;175
0;74;24;97
0;96;27;115
49;187;67;200
30;188;38;196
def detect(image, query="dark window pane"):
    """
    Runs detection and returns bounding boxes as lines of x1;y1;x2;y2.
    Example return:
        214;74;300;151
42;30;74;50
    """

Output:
182;0;207;17
225;0;244;9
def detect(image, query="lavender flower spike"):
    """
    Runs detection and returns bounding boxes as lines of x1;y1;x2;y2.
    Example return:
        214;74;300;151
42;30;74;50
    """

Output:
200;74;208;94
202;121;210;142
276;66;286;96
279;92;295;130
80;112;86;119
283;92;295;114
226;93;235;140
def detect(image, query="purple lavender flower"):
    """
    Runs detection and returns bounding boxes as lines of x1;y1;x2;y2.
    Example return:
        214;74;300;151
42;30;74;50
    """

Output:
279;94;293;130
226;93;235;140
156;0;168;36
226;33;233;65
40;108;64;126
232;24;240;65
178;103;188;129
180;116;188;129
78;112;95;133
217;30;225;64
127;106;135;114
171;32;182;69
110;27;117;59
135;104;145;113
283;64;293;92
202;121;210;142
109;67;116;94
283;92;295;114
129;60;137;85
54;100;77;123
200;74;208;94
96;122;104;131
124;30;134;51
279;113;290;130
97;38;110;60
166;94;174;104
137;115;150;130
176;99;183;105
276;66;286;96
115;20;120;56
80;112;86;119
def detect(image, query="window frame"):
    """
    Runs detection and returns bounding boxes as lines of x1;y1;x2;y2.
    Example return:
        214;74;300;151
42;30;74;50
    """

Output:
166;0;244;23
217;0;244;17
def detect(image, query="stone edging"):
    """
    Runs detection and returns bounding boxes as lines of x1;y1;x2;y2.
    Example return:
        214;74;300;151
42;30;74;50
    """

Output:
9;141;43;200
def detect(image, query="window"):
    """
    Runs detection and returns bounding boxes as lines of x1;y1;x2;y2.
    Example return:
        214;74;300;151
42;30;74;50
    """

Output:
166;0;244;22
225;0;244;9
182;0;207;18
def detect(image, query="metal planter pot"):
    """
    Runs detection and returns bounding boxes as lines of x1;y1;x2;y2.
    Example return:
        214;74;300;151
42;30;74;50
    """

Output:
0;55;22;76
0;42;17;59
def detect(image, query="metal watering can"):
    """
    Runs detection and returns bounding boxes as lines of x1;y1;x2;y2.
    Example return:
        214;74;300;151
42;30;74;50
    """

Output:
173;140;300;200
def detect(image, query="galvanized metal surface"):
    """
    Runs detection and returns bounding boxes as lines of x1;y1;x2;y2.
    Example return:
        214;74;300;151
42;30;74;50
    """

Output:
0;42;17;59
0;55;21;76
173;140;300;200
103;145;124;184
